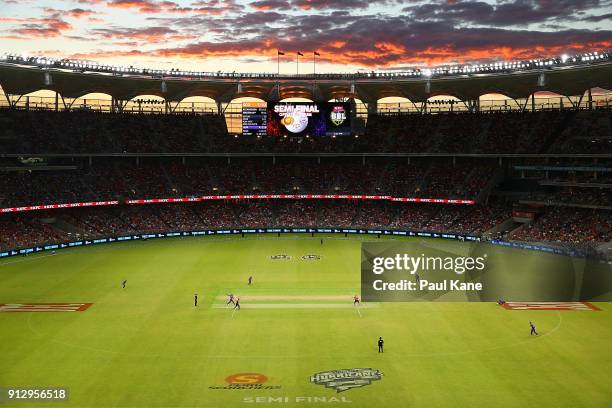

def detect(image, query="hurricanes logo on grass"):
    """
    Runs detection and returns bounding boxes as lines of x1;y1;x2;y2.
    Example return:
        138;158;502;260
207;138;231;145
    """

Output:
310;368;383;393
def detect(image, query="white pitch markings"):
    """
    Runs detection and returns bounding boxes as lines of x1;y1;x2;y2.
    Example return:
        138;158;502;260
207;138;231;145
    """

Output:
505;302;596;311
214;303;378;309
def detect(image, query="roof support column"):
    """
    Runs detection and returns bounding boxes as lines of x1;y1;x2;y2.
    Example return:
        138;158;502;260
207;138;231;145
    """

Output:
521;97;529;112
465;99;479;113
367;101;377;115
55;92;59;112
565;95;577;109
3;92;12;108
576;93;584;110
588;88;593;110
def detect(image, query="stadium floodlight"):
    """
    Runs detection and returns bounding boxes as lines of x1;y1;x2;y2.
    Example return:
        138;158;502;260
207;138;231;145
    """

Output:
2;49;609;80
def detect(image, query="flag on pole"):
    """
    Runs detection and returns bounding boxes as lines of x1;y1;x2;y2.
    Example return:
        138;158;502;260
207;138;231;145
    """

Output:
278;51;285;55
297;51;304;56
314;51;320;56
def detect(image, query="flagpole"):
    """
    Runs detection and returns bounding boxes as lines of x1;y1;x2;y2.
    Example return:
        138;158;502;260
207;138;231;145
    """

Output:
277;50;281;100
312;52;316;97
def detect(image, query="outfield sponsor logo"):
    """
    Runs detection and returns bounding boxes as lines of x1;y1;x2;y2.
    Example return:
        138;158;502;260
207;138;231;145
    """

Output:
310;368;383;393
0;303;92;312
270;254;292;260
209;373;281;390
301;254;321;260
502;302;601;311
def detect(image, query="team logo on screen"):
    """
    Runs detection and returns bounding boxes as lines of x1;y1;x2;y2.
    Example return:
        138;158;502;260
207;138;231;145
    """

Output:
310;368;383;393
330;106;347;126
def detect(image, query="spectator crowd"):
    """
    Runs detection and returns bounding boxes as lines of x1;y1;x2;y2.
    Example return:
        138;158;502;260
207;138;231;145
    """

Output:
0;108;609;154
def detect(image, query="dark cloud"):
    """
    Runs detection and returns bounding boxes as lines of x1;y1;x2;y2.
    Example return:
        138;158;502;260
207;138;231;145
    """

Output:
292;0;373;9
106;0;192;13
5;0;612;68
190;0;244;14
70;11;612;67
250;0;291;11
103;0;243;14
249;0;400;11
89;26;196;43
580;12;612;22
403;0;609;26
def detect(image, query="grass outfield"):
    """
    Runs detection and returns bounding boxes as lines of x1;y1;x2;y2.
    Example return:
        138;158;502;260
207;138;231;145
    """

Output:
0;235;610;407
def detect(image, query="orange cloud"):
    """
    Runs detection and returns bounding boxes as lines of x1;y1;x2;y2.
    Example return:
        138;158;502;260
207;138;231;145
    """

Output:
2;16;73;38
64;39;612;69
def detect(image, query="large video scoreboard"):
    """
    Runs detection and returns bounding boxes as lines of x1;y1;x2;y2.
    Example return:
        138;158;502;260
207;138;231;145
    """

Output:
242;102;268;137
242;102;352;137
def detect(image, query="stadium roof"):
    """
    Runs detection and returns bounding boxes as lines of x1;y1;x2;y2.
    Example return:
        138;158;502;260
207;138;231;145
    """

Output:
0;61;610;103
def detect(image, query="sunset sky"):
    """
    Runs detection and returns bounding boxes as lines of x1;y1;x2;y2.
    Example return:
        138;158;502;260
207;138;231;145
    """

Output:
1;0;611;73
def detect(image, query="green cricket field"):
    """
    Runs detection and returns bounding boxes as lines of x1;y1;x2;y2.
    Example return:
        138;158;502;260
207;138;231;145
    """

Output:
0;235;610;407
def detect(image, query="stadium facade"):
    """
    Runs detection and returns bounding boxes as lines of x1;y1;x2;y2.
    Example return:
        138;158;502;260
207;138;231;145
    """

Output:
1;54;611;117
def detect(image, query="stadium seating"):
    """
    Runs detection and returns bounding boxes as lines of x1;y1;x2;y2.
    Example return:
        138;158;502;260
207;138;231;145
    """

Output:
1;108;610;154
1;201;609;258
0;158;496;207
0;108;609;259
